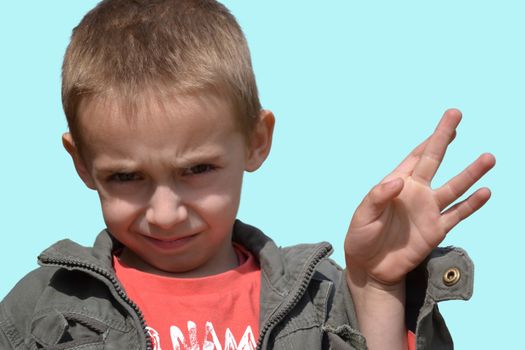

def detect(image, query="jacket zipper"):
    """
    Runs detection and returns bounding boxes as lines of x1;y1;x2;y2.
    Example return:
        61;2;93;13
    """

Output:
256;244;332;350
39;257;153;350
41;243;331;350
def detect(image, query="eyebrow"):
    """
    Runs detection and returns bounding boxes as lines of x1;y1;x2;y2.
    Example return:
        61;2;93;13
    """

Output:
92;159;139;175
172;149;225;167
92;150;226;174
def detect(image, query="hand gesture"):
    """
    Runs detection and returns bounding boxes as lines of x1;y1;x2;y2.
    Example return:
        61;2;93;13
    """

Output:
344;109;495;287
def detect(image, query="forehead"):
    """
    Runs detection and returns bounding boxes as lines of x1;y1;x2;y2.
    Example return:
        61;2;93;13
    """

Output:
79;90;237;138
76;90;241;161
77;89;241;143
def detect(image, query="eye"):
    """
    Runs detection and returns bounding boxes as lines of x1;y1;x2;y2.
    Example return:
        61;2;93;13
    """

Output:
108;172;142;182
183;164;217;176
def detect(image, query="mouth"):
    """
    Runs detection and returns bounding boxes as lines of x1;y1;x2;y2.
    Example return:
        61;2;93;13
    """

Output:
142;233;199;250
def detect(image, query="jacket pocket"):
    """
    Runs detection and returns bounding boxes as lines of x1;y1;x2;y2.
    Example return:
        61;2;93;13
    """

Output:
30;309;107;349
323;324;367;350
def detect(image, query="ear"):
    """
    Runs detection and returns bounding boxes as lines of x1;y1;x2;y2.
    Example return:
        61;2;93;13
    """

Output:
62;133;96;190
245;109;275;172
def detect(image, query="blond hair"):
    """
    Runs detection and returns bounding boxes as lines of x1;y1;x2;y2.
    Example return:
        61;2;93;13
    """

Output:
62;0;261;146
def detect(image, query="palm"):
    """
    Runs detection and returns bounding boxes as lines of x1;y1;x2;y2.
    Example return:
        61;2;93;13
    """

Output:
345;110;495;285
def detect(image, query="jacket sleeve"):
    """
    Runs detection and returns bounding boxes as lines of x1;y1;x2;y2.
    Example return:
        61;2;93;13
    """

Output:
322;246;474;350
405;246;474;349
0;305;23;350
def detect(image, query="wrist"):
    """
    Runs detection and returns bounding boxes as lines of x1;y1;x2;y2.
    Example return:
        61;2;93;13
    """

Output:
346;269;406;318
346;268;407;350
346;267;406;294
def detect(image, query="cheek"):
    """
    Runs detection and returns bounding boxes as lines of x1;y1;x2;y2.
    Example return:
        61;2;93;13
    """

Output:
188;171;244;220
99;196;144;231
201;192;240;218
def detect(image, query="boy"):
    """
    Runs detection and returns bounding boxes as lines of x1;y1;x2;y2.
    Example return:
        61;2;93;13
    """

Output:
0;0;495;349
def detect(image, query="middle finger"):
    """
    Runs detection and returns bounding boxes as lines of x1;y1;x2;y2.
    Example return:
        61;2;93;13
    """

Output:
412;109;462;184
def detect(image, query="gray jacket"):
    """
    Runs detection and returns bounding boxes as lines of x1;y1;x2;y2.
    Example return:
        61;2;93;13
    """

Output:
0;221;473;349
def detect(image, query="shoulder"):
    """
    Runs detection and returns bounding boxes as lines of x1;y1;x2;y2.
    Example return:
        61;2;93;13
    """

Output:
281;244;343;278
233;220;343;282
2;266;61;305
0;233;131;349
1;232;114;331
1;266;61;342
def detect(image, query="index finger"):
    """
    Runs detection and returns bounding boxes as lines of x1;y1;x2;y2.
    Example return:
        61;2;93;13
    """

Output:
382;129;456;184
412;109;462;184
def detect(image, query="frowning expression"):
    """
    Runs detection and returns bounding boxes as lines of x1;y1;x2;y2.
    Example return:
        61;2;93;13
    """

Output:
65;92;272;277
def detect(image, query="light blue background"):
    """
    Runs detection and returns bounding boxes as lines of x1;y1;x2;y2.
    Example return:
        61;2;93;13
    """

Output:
0;1;522;348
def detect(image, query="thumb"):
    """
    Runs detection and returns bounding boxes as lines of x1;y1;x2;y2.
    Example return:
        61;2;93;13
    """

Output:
356;178;404;224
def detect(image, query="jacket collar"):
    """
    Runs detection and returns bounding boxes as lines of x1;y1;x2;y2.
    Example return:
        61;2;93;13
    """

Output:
38;220;333;304
232;220;333;290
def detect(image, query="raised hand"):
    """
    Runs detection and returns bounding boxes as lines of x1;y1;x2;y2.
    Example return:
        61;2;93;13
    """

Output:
344;109;495;287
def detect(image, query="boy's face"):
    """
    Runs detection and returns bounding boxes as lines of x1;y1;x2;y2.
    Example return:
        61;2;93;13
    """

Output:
63;92;274;277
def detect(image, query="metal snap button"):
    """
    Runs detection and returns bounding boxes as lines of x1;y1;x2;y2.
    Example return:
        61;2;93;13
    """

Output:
443;267;461;286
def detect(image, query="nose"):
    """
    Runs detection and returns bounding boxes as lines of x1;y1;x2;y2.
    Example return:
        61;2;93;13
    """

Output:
145;185;188;230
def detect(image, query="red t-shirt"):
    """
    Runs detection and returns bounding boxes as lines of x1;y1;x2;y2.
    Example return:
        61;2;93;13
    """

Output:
114;244;261;350
408;331;416;350
115;244;416;350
